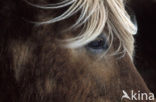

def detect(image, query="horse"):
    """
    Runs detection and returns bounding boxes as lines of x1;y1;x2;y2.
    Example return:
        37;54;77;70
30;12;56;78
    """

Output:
0;0;155;102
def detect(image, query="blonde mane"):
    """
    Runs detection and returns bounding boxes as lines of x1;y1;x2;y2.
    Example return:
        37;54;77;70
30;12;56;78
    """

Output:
25;0;137;58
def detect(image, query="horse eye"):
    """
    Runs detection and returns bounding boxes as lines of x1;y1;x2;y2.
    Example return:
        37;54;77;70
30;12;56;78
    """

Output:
86;36;108;53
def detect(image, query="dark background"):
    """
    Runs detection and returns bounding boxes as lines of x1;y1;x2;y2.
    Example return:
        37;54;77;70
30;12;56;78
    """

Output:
129;0;156;94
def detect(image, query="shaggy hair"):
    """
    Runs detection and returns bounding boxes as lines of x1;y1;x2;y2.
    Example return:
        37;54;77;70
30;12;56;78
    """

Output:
25;0;137;58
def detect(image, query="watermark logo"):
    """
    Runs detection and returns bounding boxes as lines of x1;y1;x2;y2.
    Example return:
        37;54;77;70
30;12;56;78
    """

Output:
121;90;155;101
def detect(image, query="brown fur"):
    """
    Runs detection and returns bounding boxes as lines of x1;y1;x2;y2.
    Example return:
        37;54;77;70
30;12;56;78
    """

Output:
0;0;155;102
